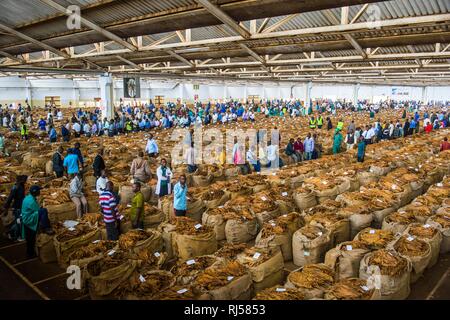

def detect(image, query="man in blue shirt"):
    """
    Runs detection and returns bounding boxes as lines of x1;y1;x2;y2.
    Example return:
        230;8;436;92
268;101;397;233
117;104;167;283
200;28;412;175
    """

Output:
63;149;80;175
173;174;187;219
49;125;57;143
409;117;416;135
38;118;46;131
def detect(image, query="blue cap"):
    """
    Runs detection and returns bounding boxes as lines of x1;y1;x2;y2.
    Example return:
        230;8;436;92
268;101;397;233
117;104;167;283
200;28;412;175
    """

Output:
29;185;41;194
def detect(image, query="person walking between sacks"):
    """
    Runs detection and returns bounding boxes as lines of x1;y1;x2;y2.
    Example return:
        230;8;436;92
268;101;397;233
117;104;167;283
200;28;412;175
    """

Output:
20;120;28;141
21;185;53;258
345;129;355;151
92;148;106;179
52;146;64;178
99;181;120;241
63;148;80;175
357;137;366;163
69;173;88;218
304;133;314;161
130;182;144;229
332;128;343;155
130;151;152;183
49;125;57;143
155;158;172;198
3;175;28;241
173;174;188;220
145;133;159;157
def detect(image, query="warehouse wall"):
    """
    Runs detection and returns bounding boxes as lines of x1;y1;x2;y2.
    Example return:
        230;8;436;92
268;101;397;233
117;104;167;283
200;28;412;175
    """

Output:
0;76;449;107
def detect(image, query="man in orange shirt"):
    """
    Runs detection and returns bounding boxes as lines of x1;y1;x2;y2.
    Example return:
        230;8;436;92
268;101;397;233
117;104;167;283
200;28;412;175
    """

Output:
441;137;450;151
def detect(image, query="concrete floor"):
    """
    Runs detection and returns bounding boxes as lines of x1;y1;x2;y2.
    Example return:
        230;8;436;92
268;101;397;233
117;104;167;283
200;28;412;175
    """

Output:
0;235;449;300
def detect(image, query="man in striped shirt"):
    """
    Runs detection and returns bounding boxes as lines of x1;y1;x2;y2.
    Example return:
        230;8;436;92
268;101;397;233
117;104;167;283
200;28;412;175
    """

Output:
99;181;119;240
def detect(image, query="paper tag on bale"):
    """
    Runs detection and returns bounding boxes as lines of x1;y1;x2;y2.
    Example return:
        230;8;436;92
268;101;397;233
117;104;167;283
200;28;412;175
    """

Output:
227;276;234;281
253;252;261;260
304;251;310;257
194;224;202;230
276;288;286;292
177;289;188;294
108;250;116;256
423;224;431;229
407;236;414;242
139;275;146;283
282;192;288;197
154;252;161;258
346;245;353;251
186;259;196;265
369;229;376;234
92;240;100;244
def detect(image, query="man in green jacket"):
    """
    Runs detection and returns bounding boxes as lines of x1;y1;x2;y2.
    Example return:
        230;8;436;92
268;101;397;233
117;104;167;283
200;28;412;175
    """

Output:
332;129;343;155
21;185;53;258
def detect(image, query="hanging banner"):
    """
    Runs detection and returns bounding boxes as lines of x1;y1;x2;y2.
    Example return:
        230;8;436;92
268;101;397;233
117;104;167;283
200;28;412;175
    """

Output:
124;77;141;98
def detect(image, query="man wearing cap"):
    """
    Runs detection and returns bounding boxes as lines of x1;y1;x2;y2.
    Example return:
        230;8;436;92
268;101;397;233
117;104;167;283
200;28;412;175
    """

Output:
21;185;53;258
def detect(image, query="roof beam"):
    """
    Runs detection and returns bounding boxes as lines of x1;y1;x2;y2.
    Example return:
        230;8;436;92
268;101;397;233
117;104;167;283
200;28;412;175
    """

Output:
115;55;142;70
0;51;25;64
195;0;251;39
39;0;137;52
167;50;195;67
257;18;270;33
350;4;369;24
407;45;423;67
0;22;70;58
323;10;367;59
261;14;298;34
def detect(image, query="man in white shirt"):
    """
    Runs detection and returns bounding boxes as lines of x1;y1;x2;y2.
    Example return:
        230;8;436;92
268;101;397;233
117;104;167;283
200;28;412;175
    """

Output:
266;141;281;169
184;142;197;173
96;170;109;194
72;122;81;137
83;122;91;137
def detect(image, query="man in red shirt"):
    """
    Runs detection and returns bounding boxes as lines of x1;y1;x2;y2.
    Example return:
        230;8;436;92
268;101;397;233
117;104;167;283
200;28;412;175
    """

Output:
294;137;305;162
425;122;432;134
440;137;450;152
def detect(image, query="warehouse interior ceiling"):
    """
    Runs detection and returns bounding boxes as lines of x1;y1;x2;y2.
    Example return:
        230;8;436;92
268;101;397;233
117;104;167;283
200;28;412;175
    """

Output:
0;0;449;86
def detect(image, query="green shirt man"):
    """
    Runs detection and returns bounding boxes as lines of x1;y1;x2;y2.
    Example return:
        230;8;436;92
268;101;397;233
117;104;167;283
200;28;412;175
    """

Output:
130;183;144;229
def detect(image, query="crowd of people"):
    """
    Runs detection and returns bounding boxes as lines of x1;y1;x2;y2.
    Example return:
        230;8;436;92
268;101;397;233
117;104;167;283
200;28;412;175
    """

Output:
1;98;450;258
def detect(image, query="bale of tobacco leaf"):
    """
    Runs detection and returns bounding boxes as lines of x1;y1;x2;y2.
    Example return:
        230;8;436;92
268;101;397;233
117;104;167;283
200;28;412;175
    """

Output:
403;223;442;268
324;278;380;300
285;264;335;299
292;224;331;267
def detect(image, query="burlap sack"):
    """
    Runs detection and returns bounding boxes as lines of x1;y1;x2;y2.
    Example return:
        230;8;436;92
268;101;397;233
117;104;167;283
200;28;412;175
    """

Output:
293;190;317;210
392;238;431;284
382;215;414;235
427;217;450;254
158;223;176;259
88;259;139;299
338;207;374;239
310;218;350;247
127;230;164;255
403;223;442;269
143;209;165;228
370;165;392;177
357;171;379;186
46;202;78;222
292;227;332;267
255;230;292;261
54;228;101;268
285;265;334;299
198;272;253;300
325;242;370;281
192;174;213;188
202;209;226;241
186;198;206;222
225;218;259;244
372;207;397;229
45;160;53;176
204;191;231;209
254;206;281;227
237;250;284;293
359;252;412;300
36;233;57;264
173;231;218;261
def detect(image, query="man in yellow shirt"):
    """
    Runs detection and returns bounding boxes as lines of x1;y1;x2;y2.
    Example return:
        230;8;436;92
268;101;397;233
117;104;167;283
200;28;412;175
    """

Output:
130;182;145;229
